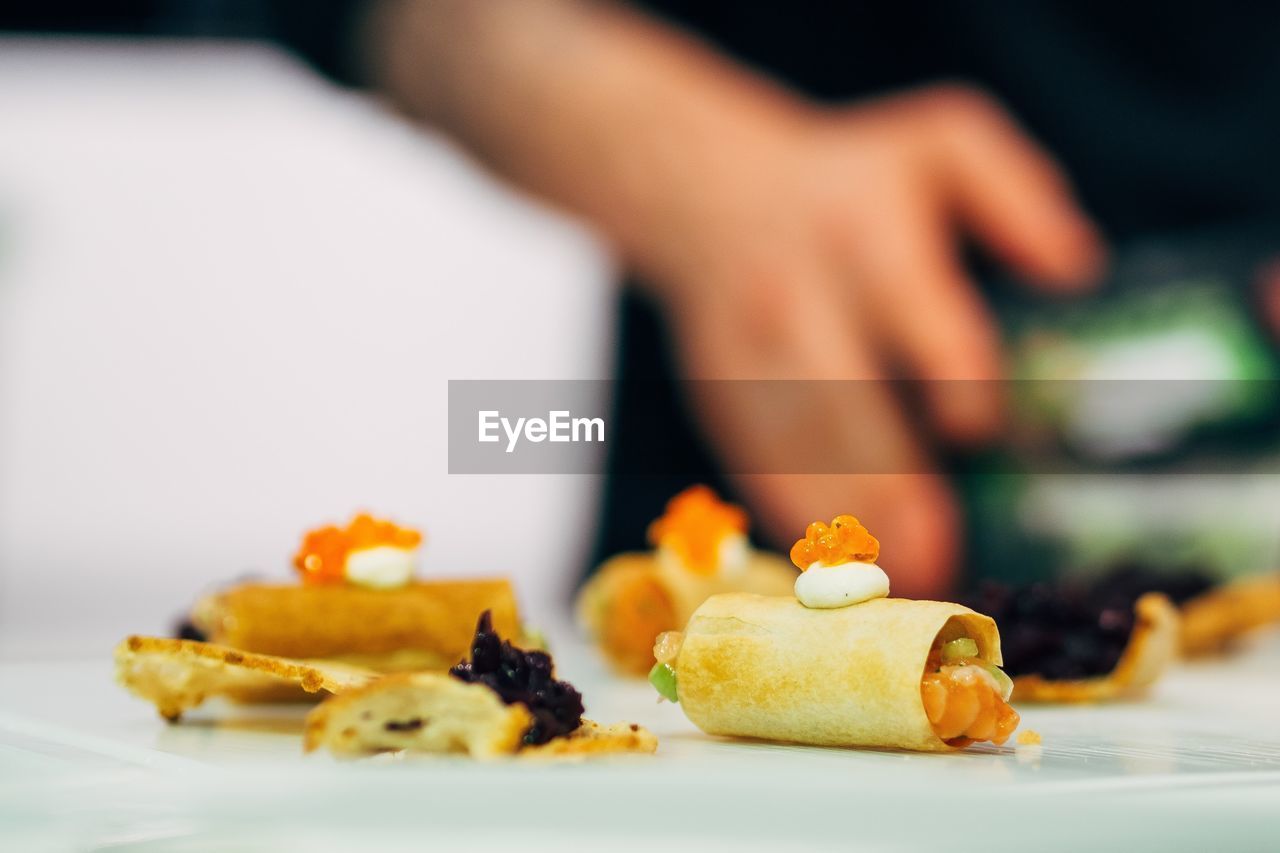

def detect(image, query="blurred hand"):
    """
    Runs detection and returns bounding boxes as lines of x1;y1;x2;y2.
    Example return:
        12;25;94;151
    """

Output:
377;3;1105;595
627;85;1104;595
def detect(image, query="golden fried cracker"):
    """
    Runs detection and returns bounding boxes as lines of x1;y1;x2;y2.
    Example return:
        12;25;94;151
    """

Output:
114;635;376;721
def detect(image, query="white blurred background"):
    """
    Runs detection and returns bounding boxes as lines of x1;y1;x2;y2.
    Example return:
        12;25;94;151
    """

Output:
0;39;616;657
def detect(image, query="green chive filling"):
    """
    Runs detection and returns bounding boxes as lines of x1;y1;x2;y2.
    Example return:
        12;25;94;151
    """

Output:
649;661;679;703
940;637;979;663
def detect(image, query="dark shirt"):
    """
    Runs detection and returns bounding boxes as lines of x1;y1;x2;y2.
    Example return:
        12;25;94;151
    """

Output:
638;1;1280;235
0;1;368;83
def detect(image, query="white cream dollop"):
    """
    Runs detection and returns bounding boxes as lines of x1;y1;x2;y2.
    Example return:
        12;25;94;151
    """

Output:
344;545;416;589
794;561;889;609
656;532;750;579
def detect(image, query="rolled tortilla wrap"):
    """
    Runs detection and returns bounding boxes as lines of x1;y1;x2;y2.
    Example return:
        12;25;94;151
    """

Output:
673;593;1002;752
191;579;521;668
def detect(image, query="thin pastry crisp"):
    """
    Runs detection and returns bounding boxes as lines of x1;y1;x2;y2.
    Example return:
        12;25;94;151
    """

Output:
1180;573;1280;656
1008;592;1179;702
304;675;658;759
1034;563;1280;660
118;617;658;761
114;635;377;721
304;672;533;758
964;571;1185;702
306;612;658;759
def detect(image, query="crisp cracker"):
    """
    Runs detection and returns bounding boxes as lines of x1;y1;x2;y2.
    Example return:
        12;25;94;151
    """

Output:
1010;593;1179;703
1180;573;1280;657
521;719;658;759
303;672;532;758
304;672;656;759
114;635;377;721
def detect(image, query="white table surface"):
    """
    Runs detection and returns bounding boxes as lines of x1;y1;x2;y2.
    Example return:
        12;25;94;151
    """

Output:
4;38;1279;853
3;630;1279;852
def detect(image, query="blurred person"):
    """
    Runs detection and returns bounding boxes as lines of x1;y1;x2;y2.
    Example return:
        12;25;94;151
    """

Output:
8;1;1280;597
365;1;1108;599
357;0;1280;596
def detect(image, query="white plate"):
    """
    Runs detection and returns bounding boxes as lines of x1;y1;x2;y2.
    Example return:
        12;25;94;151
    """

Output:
3;633;1279;851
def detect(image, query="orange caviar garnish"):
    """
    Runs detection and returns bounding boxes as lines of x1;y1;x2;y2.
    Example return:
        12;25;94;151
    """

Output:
789;515;879;570
292;512;423;585
646;486;748;576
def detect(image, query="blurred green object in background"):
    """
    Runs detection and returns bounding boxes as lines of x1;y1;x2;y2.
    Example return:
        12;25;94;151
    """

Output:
962;222;1280;587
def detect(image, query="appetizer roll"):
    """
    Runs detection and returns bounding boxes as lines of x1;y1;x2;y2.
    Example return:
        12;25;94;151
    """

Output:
577;486;796;675
191;579;522;669
650;516;1019;752
186;513;523;672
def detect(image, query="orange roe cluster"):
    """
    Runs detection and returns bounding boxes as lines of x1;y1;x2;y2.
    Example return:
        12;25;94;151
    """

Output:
292;512;423;585
789;515;879;571
647;486;748;577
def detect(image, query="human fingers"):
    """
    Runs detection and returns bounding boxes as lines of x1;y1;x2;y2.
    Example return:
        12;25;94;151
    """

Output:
846;192;1007;445
922;85;1106;290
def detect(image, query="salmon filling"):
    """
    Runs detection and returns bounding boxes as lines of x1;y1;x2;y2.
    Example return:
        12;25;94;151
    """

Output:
921;654;1020;746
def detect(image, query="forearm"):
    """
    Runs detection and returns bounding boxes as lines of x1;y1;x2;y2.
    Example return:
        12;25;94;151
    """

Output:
366;0;806;276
